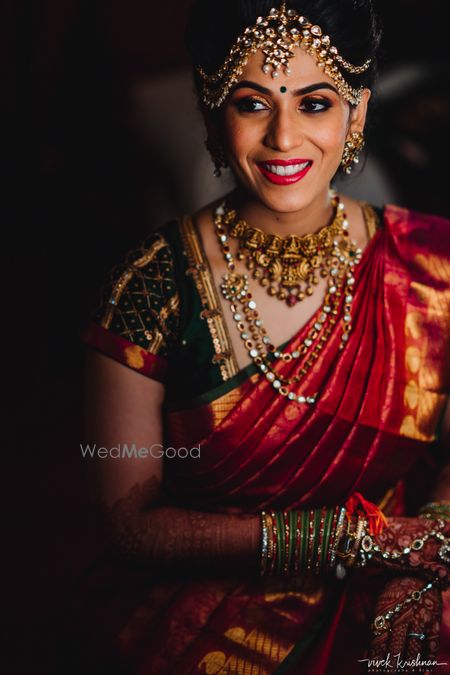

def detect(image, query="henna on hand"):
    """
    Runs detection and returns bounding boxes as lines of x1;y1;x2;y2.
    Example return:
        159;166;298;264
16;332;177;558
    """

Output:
98;476;261;574
370;517;450;588
368;575;442;671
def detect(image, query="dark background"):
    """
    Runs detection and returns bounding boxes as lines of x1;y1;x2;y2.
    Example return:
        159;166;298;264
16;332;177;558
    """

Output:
3;1;450;672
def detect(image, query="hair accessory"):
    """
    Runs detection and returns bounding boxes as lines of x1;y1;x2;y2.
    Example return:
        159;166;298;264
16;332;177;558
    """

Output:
198;1;371;108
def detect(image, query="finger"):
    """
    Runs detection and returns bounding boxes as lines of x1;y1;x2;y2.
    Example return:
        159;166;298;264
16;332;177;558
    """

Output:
421;590;443;661
404;628;426;661
404;617;441;665
387;619;408;669
425;617;441;662
368;627;390;662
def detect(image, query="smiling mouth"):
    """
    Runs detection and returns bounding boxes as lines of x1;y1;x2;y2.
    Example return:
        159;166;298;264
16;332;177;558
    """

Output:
256;160;313;184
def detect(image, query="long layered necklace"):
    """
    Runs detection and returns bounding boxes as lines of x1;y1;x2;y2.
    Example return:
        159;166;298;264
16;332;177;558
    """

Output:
215;192;362;405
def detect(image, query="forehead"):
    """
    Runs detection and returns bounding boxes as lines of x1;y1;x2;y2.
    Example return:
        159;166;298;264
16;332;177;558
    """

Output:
237;47;336;90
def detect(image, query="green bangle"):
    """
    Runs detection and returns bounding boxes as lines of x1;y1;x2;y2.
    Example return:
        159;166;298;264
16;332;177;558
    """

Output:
421;510;450;521
287;510;296;573
311;508;322;570
271;512;278;577
419;501;450;521
320;507;334;573
300;509;309;571
275;511;285;575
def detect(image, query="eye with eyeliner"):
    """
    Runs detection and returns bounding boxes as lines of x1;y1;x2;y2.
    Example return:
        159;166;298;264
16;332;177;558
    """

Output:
233;96;270;113
300;97;332;113
233;94;333;114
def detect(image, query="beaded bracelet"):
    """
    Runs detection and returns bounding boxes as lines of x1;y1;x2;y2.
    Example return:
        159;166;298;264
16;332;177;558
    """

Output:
356;516;450;568
372;576;440;636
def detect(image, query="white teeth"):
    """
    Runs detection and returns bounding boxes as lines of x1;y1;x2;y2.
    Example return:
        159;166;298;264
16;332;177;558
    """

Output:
263;161;310;176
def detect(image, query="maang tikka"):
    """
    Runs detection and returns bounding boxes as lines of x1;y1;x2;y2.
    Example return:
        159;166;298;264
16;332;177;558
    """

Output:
198;1;371;109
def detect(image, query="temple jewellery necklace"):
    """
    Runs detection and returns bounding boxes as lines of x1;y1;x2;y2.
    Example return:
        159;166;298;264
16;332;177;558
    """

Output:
214;190;363;406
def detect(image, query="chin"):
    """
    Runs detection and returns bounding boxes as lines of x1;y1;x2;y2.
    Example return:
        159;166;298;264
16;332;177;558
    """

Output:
264;190;314;213
251;180;320;214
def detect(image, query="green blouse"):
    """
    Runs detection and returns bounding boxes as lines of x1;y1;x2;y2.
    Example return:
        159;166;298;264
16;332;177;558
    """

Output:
82;204;383;409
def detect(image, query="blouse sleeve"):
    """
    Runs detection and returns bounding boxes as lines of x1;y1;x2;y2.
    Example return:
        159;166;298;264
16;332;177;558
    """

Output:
80;229;180;383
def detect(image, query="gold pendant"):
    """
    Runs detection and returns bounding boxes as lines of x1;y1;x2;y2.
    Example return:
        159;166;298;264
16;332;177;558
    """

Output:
224;196;345;306
220;273;249;301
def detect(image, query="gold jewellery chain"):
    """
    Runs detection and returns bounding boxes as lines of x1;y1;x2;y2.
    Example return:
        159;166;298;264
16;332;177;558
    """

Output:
224;192;350;307
214;191;363;406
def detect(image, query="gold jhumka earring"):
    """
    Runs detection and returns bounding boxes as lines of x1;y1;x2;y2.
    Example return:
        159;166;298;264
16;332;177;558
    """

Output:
341;132;365;174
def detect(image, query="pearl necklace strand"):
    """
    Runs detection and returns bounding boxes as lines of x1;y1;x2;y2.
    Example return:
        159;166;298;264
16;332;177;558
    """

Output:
214;192;362;405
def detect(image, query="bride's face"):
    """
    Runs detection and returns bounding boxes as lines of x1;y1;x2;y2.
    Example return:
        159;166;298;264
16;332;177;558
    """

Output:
219;48;370;213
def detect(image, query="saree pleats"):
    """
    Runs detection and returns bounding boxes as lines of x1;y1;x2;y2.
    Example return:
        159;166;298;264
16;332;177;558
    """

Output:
164;208;449;516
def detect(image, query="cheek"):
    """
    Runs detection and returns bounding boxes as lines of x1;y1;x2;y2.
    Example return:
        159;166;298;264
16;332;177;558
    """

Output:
311;121;347;157
223;113;261;158
305;102;349;156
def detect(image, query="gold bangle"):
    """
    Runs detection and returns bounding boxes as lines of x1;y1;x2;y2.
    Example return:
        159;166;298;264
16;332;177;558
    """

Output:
347;516;366;568
260;512;269;576
329;507;346;570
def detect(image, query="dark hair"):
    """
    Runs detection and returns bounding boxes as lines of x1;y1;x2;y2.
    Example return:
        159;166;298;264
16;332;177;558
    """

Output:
186;0;382;106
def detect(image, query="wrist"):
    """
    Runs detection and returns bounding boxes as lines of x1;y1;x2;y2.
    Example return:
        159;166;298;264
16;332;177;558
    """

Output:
260;505;343;578
259;493;390;579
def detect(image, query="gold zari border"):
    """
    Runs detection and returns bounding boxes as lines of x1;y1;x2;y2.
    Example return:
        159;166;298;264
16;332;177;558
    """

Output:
101;236;180;355
179;215;239;381
360;202;380;240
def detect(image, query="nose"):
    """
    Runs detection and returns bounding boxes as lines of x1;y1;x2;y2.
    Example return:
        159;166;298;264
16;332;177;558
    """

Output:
264;107;305;153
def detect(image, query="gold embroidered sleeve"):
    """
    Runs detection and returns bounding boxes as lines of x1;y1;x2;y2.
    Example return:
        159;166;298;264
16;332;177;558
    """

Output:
93;232;180;359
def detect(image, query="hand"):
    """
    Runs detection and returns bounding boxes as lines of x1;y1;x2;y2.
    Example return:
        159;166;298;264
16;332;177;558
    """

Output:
369;517;450;588
368;575;442;672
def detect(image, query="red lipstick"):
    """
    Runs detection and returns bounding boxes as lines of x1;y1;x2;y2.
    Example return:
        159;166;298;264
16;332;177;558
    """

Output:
256;159;313;185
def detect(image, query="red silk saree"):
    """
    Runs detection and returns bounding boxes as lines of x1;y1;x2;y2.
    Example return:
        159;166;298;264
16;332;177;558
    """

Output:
80;203;450;674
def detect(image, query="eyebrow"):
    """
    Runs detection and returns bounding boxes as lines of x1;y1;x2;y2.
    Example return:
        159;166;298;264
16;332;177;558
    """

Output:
231;80;339;96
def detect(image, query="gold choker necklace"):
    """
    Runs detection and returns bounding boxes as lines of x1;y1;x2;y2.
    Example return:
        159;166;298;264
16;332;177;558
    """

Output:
223;193;346;307
214;192;363;406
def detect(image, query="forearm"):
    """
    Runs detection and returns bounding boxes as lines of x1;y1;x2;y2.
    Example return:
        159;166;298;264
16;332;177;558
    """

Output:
97;483;400;579
99;480;261;574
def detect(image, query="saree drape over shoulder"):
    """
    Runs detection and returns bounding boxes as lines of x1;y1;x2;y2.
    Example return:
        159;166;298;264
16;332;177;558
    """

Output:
80;203;450;674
